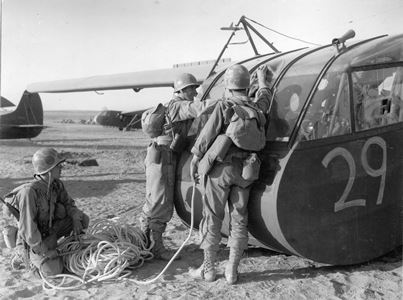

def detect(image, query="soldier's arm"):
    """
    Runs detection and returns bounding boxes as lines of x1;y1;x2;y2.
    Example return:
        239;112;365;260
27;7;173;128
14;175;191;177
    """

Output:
55;180;82;221
254;88;273;114
254;65;274;114
197;99;222;117
169;100;202;122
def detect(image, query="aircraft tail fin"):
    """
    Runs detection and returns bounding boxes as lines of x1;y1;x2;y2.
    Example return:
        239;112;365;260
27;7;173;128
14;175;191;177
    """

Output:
12;92;43;125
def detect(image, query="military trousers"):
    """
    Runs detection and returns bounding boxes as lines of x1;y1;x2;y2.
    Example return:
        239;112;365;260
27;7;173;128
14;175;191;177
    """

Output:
200;157;254;252
141;143;177;234
30;214;89;276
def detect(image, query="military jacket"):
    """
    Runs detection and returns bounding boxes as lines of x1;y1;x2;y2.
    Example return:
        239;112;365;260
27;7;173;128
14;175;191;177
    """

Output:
164;96;202;137
10;178;81;253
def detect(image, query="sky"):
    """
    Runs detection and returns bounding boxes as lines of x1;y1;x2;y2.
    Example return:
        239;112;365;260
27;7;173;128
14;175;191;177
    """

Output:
1;0;403;111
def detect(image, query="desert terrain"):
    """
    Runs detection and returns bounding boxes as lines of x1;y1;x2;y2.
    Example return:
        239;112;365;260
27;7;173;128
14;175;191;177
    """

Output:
0;116;401;300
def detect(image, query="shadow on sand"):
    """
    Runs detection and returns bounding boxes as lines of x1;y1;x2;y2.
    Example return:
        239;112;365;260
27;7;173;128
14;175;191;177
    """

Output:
0;138;146;151
0;176;145;199
239;245;402;284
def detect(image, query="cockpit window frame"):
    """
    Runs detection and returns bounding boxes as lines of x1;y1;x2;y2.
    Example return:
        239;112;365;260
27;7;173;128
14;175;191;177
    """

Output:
348;61;403;132
289;35;388;147
267;44;333;144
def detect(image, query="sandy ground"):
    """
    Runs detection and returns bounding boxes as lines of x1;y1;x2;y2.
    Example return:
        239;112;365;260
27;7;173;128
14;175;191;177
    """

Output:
0;122;401;300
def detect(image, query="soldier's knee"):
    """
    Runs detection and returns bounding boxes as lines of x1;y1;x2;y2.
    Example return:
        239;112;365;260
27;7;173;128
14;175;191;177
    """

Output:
40;257;64;276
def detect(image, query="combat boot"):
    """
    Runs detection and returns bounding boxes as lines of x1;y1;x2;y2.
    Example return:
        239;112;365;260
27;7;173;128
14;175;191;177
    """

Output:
224;247;243;284
142;228;152;250
189;249;217;282
150;230;181;261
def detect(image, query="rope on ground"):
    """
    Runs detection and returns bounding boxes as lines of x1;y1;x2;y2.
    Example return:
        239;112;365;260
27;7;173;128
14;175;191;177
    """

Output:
40;219;154;290
40;182;197;290
127;182;196;285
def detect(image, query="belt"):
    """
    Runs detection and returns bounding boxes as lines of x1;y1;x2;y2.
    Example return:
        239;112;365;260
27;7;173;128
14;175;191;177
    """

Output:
154;135;173;146
223;149;251;163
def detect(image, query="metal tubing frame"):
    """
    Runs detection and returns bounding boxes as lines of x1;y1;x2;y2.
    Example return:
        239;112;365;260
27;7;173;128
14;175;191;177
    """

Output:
207;15;281;78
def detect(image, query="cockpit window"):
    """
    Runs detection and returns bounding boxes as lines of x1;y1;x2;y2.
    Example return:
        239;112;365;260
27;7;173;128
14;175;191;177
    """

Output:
248;50;309;98
353;66;403;131
350;35;403;67
267;46;335;141
298;69;351;141
190;52;307;136
297;36;403;140
204;75;225;101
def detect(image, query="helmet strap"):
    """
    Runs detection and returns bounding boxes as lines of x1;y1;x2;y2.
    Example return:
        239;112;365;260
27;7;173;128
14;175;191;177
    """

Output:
47;173;54;229
34;173;47;184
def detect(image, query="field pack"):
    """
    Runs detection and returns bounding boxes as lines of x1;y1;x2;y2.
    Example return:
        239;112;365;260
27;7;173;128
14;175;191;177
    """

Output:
1;184;27;249
225;103;266;151
141;103;167;138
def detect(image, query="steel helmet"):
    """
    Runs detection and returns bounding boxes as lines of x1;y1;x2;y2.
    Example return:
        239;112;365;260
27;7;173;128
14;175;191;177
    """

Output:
174;73;199;92
224;64;250;90
32;147;65;175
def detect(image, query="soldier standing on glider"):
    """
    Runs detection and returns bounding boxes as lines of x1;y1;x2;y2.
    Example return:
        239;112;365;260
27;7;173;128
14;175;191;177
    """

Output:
190;64;272;284
140;73;203;260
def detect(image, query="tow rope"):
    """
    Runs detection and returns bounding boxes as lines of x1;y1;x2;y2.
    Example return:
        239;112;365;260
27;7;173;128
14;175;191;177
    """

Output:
40;219;154;290
128;182;196;285
39;182;197;290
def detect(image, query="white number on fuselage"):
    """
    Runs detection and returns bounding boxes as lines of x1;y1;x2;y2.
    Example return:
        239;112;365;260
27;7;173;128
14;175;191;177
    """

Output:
321;136;387;212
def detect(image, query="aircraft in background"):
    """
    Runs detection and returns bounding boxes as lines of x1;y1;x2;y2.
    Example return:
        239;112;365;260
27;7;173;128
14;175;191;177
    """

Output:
0;92;44;139
0;96;16;108
22;16;402;265
94;108;144;131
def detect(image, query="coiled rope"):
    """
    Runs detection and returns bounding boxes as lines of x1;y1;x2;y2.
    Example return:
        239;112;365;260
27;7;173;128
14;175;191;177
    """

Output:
128;182;196;285
40;182;197;290
40;219;154;290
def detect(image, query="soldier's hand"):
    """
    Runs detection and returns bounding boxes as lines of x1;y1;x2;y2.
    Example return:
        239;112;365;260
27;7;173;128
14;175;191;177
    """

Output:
257;65;273;87
15;244;26;258
190;155;200;184
45;249;59;260
73;219;84;236
257;65;267;85
163;122;173;133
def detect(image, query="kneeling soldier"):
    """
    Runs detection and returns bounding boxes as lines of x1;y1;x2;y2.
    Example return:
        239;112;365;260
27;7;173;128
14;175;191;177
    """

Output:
3;147;89;276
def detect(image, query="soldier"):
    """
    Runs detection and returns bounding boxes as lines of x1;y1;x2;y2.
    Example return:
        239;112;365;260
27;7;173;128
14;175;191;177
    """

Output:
3;147;89;276
190;64;272;284
140;73;203;260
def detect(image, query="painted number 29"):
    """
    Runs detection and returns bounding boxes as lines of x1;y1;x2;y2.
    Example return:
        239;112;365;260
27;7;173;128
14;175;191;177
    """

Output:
321;136;387;212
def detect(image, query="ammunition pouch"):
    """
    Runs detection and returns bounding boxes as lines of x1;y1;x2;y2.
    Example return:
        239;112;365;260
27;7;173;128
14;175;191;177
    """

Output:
241;153;261;181
170;133;187;153
2;225;18;249
147;142;161;164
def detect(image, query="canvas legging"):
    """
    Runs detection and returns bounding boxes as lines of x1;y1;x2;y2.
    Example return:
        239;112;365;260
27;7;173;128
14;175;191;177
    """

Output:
199;157;254;252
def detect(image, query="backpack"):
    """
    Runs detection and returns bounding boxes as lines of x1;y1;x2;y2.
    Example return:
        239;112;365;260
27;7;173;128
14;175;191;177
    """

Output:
1;184;28;249
225;103;266;151
141;103;167;138
2;183;32;220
